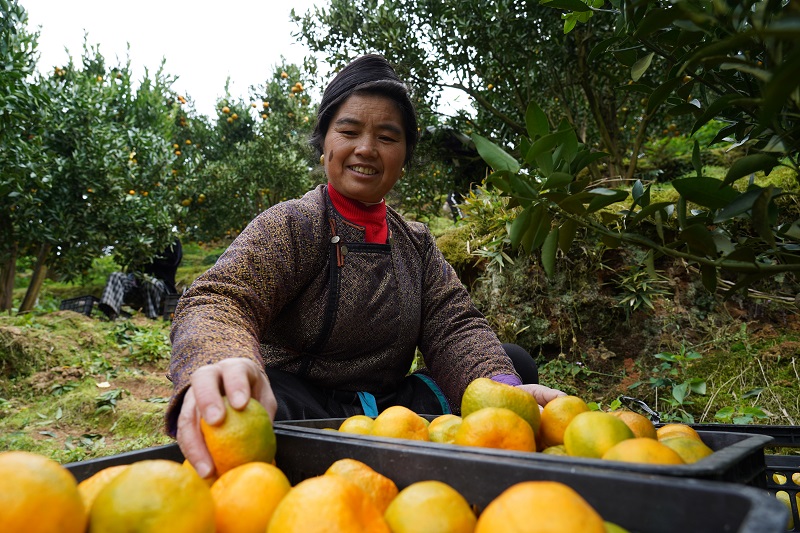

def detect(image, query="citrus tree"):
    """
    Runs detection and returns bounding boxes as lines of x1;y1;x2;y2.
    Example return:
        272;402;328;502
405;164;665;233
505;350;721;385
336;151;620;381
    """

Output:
473;0;800;296
0;0;47;310
292;0;675;184
11;42;182;311
177;63;318;241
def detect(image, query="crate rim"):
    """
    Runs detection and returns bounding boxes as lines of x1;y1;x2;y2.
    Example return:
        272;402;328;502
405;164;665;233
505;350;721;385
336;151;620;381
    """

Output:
274;418;772;480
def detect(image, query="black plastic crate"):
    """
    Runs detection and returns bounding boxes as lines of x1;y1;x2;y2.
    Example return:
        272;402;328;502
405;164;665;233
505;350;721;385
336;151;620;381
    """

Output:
161;293;180;321
62;434;788;533
58;295;97;316
690;424;800;531
275;418;772;487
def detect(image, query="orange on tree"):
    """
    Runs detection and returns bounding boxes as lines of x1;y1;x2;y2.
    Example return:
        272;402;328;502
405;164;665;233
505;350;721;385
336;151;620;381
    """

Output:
601;437;685;465
384;480;476;533
538;395;590;449
0;450;87;533
475;481;605;533
199;396;276;476
608;410;657;439
325;458;398;514
211;461;291;533
461;377;540;436
267;474;389;533
370;405;429;441
563;411;634;459
659;436;714;464
339;414;375;435
77;464;130;510
88;459;214;533
428;414;462;444
454;407;536;452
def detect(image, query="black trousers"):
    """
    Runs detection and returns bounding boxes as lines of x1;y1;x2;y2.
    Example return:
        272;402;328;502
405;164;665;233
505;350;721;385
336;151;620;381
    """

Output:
268;343;538;421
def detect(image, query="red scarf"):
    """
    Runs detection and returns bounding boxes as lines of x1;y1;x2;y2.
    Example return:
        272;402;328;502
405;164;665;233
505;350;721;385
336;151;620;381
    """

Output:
327;184;388;243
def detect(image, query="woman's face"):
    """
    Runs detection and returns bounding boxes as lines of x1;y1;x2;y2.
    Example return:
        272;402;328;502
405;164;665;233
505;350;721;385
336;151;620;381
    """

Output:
322;93;407;204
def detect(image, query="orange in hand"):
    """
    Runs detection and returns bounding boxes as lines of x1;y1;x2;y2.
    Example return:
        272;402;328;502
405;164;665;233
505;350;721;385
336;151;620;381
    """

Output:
200;397;276;476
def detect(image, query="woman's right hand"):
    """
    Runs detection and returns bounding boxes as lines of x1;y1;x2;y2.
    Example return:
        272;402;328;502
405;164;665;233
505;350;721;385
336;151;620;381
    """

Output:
175;357;277;479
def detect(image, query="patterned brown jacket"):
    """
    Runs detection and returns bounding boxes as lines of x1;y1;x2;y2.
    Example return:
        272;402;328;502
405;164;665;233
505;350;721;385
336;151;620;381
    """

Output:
166;185;516;432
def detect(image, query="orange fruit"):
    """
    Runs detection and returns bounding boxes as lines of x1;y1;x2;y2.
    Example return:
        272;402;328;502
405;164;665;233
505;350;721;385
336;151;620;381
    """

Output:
608;410;657;439
542;444;569;456
601;437;685;465
211;461;291;533
659;436;714;464
776;491;795;530
77;464;129;510
370;405;429;441
428;414;463;444
325;458;398;514
267;474;389;532
182;459;217;486
656;423;702;442
461;378;541;436
384;480;476;533
539;395;590;449
563;411;634;459
88;459;214;532
200;397;276;476
475;481;605;533
0;450;87;533
339;414;375;435
454;407;536;452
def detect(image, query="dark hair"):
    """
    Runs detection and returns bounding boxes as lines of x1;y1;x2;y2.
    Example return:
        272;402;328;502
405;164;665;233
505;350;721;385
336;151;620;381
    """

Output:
310;54;418;165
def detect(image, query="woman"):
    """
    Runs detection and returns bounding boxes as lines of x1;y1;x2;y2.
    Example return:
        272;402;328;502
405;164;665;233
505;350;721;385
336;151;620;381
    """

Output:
168;54;563;479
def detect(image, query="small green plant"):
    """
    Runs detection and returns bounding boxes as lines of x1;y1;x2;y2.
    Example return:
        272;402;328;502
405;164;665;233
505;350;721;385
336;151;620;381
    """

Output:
112;321;171;365
614;265;669;319
715;388;770;424
49;382;78;396
95;388;126;415
629;346;707;423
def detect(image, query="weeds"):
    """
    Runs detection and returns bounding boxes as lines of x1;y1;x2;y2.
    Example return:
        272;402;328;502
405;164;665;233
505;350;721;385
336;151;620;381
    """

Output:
95;388;126;415
112;321;171;365
628;346;707;423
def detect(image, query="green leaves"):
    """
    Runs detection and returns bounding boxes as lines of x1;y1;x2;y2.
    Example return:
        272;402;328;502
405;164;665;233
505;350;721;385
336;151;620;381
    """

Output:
723;154;780;187
472;133;520;173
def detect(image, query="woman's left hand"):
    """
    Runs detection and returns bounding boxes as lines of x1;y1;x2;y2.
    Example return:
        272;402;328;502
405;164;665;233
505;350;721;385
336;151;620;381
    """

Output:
516;383;567;407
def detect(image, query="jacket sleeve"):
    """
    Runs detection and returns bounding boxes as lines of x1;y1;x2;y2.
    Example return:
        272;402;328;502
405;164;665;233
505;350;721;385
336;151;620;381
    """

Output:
165;201;323;435
416;229;519;413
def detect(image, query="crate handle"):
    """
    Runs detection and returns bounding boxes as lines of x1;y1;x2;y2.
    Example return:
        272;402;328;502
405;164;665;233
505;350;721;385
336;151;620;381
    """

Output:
619;396;661;424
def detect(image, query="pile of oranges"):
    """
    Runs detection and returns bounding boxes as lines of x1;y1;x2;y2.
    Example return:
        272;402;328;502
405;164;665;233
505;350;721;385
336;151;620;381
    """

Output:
339;378;715;466
1;378;717;532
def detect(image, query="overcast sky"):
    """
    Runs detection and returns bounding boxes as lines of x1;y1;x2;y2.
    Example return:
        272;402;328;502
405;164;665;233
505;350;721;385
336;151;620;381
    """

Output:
23;0;326;117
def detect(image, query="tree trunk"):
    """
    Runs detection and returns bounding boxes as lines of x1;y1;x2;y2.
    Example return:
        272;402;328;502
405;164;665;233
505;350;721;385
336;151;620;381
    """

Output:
18;243;51;313
0;244;17;312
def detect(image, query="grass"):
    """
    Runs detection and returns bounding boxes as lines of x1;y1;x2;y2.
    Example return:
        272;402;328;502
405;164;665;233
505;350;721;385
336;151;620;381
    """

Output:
1;240;230;464
2;223;800;465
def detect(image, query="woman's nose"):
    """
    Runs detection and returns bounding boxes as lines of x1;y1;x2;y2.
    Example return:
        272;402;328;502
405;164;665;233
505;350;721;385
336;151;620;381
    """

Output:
354;138;377;157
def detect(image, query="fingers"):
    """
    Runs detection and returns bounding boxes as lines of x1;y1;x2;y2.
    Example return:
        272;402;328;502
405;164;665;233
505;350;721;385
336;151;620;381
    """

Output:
176;387;215;479
177;357;277;479
517;383;568;407
190;357;267;425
